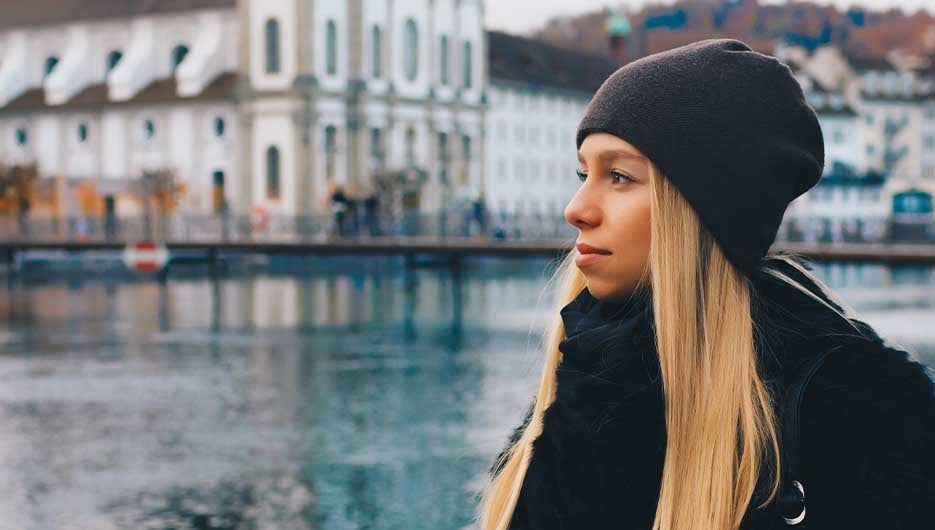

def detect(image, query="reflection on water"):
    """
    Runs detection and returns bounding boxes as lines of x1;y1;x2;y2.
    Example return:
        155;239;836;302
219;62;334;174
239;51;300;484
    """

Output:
0;256;932;529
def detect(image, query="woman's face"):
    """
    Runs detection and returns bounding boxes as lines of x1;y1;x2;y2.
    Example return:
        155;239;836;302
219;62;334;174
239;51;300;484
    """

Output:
565;132;652;302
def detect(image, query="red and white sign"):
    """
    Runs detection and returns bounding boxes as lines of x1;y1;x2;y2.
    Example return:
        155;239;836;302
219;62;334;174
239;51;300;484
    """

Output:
122;242;170;272
251;203;270;232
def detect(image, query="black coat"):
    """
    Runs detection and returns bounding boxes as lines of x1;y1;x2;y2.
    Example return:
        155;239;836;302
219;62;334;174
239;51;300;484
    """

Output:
489;257;935;529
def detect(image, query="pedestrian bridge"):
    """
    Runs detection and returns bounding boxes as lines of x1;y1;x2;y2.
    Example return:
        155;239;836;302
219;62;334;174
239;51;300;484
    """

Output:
1;213;934;265
4;236;935;266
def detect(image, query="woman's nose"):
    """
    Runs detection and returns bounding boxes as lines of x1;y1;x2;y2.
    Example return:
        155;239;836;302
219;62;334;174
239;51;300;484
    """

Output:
564;191;600;229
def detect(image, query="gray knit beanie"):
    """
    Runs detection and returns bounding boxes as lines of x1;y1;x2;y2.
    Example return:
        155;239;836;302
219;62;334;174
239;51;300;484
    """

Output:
576;38;824;275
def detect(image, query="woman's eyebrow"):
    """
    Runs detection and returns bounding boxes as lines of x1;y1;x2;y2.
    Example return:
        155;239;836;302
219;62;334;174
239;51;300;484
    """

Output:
577;149;644;162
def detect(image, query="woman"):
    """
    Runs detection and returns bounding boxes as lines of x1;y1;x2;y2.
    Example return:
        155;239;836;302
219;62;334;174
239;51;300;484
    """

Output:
474;39;934;530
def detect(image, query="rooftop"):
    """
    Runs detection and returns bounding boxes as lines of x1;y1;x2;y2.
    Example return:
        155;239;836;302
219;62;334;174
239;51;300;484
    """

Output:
486;30;620;95
0;0;235;30
0;72;239;113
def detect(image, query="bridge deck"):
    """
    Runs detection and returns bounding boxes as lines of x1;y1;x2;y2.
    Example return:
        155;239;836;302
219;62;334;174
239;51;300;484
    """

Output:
2;238;934;264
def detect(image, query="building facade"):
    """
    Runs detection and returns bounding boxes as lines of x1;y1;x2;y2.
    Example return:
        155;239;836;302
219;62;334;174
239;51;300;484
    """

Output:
0;0;240;218
243;0;486;217
0;0;486;221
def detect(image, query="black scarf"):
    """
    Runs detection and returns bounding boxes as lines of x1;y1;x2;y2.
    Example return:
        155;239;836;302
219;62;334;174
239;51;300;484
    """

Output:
509;284;668;530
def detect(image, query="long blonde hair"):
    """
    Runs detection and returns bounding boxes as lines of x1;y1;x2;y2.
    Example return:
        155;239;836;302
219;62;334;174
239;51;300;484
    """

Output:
473;159;865;530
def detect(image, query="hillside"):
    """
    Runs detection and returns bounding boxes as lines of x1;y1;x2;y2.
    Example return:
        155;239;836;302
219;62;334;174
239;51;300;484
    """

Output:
531;0;935;64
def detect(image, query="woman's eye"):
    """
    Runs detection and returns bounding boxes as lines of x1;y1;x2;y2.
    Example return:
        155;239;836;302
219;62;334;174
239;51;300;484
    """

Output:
610;170;632;184
576;169;632;184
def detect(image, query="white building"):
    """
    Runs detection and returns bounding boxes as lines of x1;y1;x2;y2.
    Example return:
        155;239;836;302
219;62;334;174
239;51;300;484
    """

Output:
848;51;935;193
0;0;241;217
484;30;618;232
915;60;935;182
776;42;935;242
781;55;886;241
243;0;486;216
0;0;486;221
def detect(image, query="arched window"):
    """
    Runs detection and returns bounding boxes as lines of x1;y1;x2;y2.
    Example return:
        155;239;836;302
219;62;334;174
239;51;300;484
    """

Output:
462;40;473;89
172;44;189;72
265;18;281;74
405;127;416;165
370;127;383;161
77;123;88;143
107;50;123;73
143;119;156;140
461;134;471;161
439;34;449;85
371;25;382;78
266;146;281;200
325;20;337;75
403;18;418;81
44;56;59;79
15;128;28;146
214;116;225;138
438;132;449;161
324;125;337;153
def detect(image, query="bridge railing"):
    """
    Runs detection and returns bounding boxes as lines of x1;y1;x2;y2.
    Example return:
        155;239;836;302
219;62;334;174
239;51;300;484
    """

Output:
0;211;578;244
1;212;933;245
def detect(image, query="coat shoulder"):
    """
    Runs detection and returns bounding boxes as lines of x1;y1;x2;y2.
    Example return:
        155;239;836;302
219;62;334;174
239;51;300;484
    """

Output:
797;329;935;529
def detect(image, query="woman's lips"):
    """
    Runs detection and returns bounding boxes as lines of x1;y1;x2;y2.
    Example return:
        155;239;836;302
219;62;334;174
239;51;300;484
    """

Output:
574;253;609;268
576;242;611;255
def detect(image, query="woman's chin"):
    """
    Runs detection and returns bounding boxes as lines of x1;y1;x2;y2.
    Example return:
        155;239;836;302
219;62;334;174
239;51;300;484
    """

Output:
585;279;635;302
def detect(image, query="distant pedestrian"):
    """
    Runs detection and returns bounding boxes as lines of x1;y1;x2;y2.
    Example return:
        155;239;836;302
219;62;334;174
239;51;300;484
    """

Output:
472;198;487;236
346;196;360;236
330;186;348;237
363;193;381;236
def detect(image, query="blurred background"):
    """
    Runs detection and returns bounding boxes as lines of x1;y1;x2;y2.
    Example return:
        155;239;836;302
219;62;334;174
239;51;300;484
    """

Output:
0;0;933;528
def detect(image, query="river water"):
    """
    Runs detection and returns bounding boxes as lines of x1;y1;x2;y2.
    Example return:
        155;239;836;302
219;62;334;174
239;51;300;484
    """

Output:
0;256;932;530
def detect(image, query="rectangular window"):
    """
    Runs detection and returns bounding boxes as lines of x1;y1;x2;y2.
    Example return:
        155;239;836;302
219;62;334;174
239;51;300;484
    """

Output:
370;127;383;160
265;19;281;74
439;35;449;85
460;134;471;185
325;125;337;180
462;40;473;89
438;132;449;183
266;146;281;200
326;20;338;75
371;26;382;78
462;134;471;161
